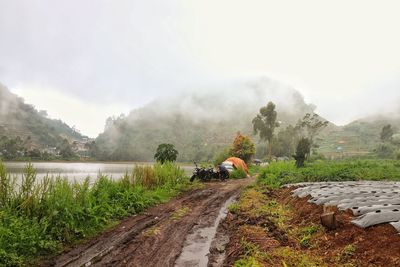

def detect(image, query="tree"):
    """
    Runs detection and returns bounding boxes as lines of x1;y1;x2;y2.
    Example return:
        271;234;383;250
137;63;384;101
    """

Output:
229;133;255;163
294;138;311;168
252;101;279;160
295;113;328;156
154;143;178;164
272;125;299;157
59;139;76;159
380;124;394;142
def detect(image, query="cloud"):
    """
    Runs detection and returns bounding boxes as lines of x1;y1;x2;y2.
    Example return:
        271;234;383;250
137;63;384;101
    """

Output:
1;0;400;135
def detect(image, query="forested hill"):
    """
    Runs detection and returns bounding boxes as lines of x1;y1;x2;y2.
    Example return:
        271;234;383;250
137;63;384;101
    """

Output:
92;79;316;161
0;83;86;149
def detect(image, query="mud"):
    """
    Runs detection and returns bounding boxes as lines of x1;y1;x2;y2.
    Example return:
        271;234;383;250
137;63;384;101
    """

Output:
42;177;255;267
175;195;237;267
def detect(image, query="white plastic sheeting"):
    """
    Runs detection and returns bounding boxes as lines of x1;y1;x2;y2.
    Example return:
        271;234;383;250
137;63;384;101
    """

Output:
286;181;400;232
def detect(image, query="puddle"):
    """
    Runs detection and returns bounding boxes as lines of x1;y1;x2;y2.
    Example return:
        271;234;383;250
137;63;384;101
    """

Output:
175;195;237;267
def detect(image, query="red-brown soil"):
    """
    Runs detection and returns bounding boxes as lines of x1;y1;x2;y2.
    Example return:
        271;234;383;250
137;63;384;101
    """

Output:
220;186;400;267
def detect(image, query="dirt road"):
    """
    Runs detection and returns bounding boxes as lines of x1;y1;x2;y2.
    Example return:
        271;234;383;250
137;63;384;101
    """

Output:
44;177;255;267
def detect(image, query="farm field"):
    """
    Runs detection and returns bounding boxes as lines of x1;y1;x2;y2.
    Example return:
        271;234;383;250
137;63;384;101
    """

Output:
213;161;400;266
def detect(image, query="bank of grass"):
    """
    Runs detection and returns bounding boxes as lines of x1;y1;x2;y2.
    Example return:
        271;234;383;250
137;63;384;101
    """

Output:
258;159;400;188
0;161;191;266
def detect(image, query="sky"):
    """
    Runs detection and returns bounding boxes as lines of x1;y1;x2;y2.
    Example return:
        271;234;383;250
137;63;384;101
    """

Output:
1;0;399;137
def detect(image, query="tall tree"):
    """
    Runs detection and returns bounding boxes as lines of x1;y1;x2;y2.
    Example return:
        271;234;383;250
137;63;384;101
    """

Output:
294;138;311;168
295;113;328;156
252;101;279;160
380;124;394;142
273;125;299;157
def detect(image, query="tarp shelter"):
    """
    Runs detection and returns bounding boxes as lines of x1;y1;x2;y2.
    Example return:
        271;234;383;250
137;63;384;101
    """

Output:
224;157;249;175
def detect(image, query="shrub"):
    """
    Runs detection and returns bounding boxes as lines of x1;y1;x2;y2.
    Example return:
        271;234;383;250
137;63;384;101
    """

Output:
213;147;231;166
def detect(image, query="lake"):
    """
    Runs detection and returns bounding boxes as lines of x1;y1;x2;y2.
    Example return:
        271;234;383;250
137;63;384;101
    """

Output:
4;162;194;182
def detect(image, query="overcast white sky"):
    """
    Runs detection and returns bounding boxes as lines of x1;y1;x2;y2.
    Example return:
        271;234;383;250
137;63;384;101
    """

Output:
1;0;399;137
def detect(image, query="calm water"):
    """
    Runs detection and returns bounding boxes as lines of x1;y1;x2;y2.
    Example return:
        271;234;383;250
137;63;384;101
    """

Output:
4;162;194;182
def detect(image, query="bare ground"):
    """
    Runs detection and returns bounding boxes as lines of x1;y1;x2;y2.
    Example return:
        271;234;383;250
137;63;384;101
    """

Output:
217;185;400;267
41;177;255;267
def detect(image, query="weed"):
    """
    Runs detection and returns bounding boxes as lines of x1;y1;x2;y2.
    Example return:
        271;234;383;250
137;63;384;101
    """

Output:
337;244;356;262
271;247;326;267
171;206;190;220
228;202;240;213
233;256;263;267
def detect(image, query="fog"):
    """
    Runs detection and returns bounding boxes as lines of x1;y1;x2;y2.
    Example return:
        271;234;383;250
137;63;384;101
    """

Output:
1;1;400;137
136;78;314;124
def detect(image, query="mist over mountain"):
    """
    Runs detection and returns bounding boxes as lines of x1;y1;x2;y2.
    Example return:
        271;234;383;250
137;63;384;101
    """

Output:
0;83;86;150
92;78;316;161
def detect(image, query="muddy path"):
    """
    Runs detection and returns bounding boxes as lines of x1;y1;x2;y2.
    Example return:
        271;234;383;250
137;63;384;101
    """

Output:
43;177;255;267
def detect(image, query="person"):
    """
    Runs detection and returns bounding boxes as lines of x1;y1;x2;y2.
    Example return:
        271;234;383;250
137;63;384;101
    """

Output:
219;164;229;180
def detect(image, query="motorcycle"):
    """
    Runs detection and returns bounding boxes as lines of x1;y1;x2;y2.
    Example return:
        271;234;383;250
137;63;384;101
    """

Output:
190;162;229;182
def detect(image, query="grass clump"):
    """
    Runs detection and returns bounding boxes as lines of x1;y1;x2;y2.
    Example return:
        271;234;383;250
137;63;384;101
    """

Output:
230;167;247;179
272;247;326;267
0;161;189;266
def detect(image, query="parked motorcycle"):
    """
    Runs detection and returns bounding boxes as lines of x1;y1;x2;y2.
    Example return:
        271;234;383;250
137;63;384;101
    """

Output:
190;162;228;182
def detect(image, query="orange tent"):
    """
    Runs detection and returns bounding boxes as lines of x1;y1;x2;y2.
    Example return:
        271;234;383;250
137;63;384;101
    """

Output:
225;157;249;175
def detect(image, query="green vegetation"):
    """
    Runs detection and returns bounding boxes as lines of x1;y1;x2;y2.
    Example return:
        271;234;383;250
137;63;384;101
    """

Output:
252;101;279;160
91;86;316;162
272;247;325;267
154;143;179;164
0;161;190;266
337;244;356;263
0;84;87;161
234;239;266;267
258;160;400;188
297;225;320;248
294;138;311;167
230;168;248;179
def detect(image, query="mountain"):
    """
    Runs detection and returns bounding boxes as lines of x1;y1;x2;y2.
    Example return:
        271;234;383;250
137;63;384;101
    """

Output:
318;113;400;157
0;83;87;153
92;78;316;161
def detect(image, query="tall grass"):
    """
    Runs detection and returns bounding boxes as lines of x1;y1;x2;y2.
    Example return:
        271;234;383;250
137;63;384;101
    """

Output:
0;161;189;266
258;160;400;188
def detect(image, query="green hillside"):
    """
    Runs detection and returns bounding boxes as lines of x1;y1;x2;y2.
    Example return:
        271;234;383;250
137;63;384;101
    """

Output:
318;114;400;158
92;80;316;162
0;83;87;158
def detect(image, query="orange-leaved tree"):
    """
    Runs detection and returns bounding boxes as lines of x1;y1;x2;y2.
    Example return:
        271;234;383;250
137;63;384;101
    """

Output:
229;133;255;164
